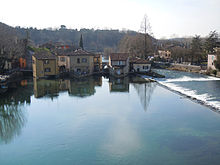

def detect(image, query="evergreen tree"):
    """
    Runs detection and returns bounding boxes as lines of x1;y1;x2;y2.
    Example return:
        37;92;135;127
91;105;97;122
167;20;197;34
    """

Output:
204;31;218;53
190;35;204;64
79;34;84;50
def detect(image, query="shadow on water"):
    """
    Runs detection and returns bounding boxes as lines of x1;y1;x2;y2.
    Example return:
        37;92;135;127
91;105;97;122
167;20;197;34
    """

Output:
0;79;33;144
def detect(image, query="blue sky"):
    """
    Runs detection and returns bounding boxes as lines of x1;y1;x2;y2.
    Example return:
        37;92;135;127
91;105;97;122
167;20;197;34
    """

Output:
0;0;219;38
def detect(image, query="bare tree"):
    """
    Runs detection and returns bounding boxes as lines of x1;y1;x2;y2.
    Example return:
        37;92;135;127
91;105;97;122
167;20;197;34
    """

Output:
139;14;153;59
0;22;25;72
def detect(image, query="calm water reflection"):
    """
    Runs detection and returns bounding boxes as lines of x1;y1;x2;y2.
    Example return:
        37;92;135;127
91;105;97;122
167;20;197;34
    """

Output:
0;76;220;165
33;76;102;99
0;80;33;144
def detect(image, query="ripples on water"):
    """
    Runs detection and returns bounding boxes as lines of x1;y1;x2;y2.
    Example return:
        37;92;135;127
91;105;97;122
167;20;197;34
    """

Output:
153;69;220;111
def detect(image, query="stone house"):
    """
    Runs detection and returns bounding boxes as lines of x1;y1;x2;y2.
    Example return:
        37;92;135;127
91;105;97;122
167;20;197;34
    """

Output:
57;49;102;77
32;50;59;78
158;50;171;60
109;53;129;77
67;49;95;77
93;54;102;72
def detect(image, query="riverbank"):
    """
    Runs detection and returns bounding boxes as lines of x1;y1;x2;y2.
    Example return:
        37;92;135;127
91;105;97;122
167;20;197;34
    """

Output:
164;63;220;78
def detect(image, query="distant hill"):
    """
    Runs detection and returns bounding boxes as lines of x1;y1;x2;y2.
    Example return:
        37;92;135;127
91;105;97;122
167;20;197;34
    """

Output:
15;26;137;52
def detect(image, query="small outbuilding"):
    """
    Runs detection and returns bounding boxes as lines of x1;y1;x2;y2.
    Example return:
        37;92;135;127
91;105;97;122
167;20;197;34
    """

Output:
130;57;151;73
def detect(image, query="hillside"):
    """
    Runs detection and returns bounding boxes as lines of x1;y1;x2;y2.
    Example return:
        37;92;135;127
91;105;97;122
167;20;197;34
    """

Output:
15;26;137;52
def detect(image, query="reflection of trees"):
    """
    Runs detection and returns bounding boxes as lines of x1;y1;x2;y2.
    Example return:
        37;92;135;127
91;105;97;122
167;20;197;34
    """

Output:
0;104;26;144
0;79;32;144
109;77;129;93
132;82;156;111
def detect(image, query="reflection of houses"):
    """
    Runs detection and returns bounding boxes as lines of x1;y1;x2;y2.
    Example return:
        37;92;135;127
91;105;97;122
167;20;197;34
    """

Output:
130;57;151;73
33;78;60;98
68;76;102;97
109;77;129;92
109;53;129;77
68;78;96;97
33;76;102;98
32;50;59;78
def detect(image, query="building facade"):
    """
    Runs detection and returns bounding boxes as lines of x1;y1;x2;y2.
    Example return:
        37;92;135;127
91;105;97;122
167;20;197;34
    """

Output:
93;54;102;72
207;54;217;70
130;57;151;73
109;53;129;77
68;49;95;76
32;50;58;78
158;50;171;60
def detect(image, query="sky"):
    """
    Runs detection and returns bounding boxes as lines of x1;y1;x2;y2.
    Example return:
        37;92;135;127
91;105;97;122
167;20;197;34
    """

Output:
0;0;220;39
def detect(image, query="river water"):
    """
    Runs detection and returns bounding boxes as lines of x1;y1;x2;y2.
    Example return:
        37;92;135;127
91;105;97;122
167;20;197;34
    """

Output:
0;75;220;165
153;69;220;111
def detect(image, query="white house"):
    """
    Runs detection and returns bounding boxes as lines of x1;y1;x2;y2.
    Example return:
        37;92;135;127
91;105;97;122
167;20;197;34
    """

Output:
207;54;217;70
130;57;151;73
109;53;129;77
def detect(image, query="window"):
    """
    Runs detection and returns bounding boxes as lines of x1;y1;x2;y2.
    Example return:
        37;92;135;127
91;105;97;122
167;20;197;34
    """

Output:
143;66;149;70
119;61;124;65
82;58;87;63
44;68;51;72
60;57;65;62
44;60;49;64
77;58;80;63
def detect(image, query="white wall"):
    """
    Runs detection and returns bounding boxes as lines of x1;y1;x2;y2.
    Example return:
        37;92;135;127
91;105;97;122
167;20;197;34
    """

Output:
133;63;151;72
208;54;217;70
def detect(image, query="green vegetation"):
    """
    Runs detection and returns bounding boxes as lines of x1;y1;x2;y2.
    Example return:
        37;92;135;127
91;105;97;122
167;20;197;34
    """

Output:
79;34;84;50
190;35;205;64
204;31;219;53
28;46;50;53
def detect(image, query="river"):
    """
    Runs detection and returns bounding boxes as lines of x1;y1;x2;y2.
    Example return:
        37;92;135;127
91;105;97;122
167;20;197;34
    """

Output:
153;69;220;111
0;75;220;165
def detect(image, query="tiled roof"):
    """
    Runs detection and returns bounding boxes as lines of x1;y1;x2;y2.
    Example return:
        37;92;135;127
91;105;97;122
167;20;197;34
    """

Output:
58;49;95;56
34;50;56;60
110;53;129;61
130;57;150;64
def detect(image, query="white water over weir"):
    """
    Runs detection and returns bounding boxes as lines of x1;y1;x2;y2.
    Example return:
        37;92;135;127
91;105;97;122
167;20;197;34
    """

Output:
143;74;220;112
